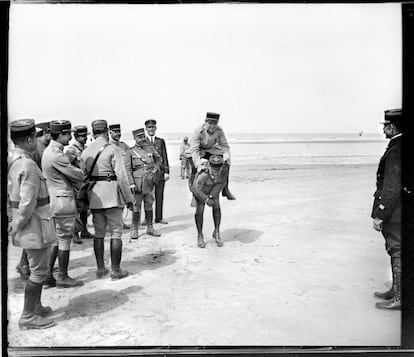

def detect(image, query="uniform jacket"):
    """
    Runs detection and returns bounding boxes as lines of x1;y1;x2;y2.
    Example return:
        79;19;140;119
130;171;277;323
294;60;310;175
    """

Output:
109;139;130;154
124;144;161;194
8;148;56;249
371;134;402;223
80;136;133;209
191;166;227;204
42;140;84;217
190;124;230;168
146;136;169;177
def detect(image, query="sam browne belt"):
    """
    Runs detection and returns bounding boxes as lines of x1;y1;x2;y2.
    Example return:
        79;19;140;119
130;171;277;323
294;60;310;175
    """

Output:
9;196;50;209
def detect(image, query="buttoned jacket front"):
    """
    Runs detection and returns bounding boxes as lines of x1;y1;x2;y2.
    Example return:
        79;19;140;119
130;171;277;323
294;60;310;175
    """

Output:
42;140;84;217
371;135;402;223
124;144;161;194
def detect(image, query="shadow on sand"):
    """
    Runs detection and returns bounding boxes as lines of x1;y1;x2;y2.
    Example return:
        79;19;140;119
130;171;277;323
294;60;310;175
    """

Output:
220;228;263;244
164;213;194;223
51;285;142;322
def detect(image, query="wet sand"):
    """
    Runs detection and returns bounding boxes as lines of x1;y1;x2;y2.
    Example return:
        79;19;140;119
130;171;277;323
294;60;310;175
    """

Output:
7;164;400;346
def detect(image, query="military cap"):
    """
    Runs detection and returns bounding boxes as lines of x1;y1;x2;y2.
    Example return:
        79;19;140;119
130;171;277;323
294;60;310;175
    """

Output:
50;120;74;135
73;125;90;136
35;121;50;132
381;109;403;124
109;124;121;131
209;155;224;167
206;112;220;121
9;118;36;139
91;119;108;133
132;128;146;137
144;119;157;127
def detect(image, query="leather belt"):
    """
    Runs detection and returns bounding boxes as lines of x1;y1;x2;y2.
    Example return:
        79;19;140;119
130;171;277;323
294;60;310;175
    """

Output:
9;196;50;209
133;165;154;171
90;175;117;181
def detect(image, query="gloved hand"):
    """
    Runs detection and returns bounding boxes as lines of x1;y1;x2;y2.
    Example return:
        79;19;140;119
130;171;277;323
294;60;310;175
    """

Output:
373;217;383;232
164;173;170;182
130;184;137;194
223;151;230;163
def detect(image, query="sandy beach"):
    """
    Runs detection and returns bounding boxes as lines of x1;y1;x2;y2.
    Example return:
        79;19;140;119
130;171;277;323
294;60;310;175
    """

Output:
6;163;400;347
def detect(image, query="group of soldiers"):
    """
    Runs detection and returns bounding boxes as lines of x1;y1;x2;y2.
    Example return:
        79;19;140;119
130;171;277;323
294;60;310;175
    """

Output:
7;111;236;330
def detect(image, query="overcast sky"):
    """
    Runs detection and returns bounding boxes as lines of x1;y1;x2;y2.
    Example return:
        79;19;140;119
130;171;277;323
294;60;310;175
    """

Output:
8;3;401;134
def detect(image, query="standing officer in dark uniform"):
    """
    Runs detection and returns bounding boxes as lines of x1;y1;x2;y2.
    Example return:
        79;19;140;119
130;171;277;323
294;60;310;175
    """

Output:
145;119;170;224
8;119;57;329
42;120;84;288
80;120;134;280
66;125;93;244
191;155;228;248
372;109;403;310
109;123;131;230
124;128;162;238
190;112;236;200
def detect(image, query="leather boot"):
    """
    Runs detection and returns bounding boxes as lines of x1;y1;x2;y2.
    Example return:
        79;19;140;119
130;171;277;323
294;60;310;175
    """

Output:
221;163;236;200
80;211;94;238
73;232;83;244
212;230;223;247
145;210;161;237
43;245;58;289
374;258;395;300
18;281;56;330
94;239;109;278
376;258;401;310
34;284;52;317
16;250;30;280
130;211;140;240
110;239;129;280
56;250;84;288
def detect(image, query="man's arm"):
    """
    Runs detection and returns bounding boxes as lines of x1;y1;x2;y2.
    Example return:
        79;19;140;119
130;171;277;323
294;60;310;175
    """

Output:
12;161;40;232
53;152;84;190
192;173;210;202
372;148;401;221
113;148;134;204
189;127;203;168
217;127;231;162
160;138;170;175
123;149;135;186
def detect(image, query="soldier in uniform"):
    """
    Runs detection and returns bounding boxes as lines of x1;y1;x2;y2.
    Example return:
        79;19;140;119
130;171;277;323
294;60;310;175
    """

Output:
109;123;131;230
42;120;84;288
189;112;236;200
15;122;51;281
8;119;57;330
372;109;403;310
124;128;162;239
65;125;93;244
191;155;227;248
145;119;170;224
80;120;134;280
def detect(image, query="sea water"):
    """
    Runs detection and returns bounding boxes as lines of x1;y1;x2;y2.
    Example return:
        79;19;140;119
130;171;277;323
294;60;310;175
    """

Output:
121;132;387;167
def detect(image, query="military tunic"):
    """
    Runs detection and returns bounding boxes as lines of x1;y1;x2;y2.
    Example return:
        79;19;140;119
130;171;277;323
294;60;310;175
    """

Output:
191;167;227;208
80;136;133;239
42;140;84;245
189;124;231;168
124;144;161;211
8;148;57;283
371;134;402;258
